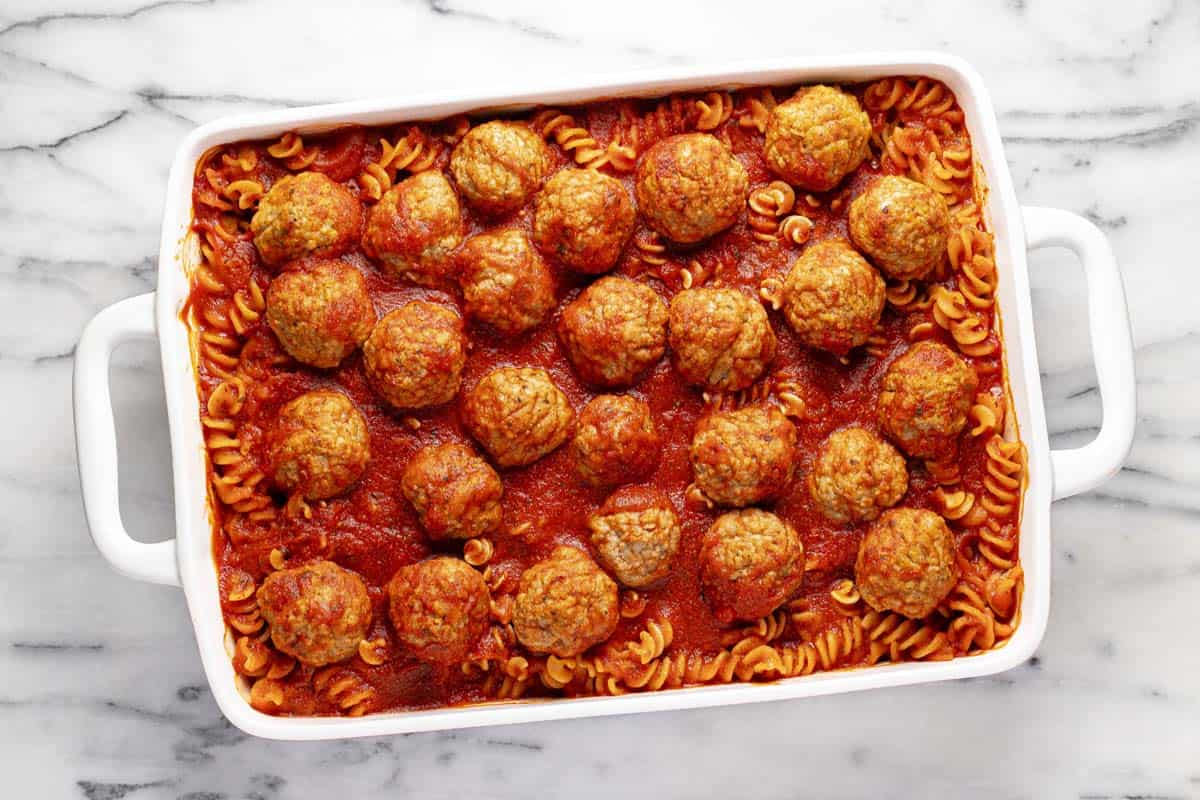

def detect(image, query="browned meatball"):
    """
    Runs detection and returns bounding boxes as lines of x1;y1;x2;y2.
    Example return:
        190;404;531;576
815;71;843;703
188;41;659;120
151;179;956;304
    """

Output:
588;486;680;589
558;276;668;388
532;168;635;272
512;546;618;656
690;406;797;507
571;395;660;487
878;341;978;459
808;427;908;524
450;121;550;215
457;229;555;334
362;301;466;411
265;260;376;368
856;507;957;618
267;390;370;500
764;85;871;191
776;239;885;355
849;176;951;281
361;170;463;286
700;509;804;623
387;557;490;664
401;443;503;540
462;367;575;468
668;287;776;392
257;560;371;666
635;133;748;244
251;172;362;266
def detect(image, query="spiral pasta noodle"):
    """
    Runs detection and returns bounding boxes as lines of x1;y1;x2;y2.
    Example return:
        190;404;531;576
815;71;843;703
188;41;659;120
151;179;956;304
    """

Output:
313;667;376;716
531;109;607;168
981;436;1024;519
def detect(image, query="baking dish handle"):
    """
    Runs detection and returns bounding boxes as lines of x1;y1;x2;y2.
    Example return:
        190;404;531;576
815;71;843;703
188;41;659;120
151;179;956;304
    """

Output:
1022;206;1136;501
74;292;181;587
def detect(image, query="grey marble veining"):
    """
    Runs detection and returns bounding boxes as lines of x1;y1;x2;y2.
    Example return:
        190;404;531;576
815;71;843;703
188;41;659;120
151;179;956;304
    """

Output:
1;0;1197;797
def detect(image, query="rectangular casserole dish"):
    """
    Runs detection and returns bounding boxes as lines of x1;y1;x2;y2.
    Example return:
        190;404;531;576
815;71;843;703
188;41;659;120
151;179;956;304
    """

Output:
73;52;1136;740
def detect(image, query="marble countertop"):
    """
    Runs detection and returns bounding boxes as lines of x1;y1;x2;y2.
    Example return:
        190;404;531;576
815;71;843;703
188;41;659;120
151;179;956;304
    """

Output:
2;0;1197;797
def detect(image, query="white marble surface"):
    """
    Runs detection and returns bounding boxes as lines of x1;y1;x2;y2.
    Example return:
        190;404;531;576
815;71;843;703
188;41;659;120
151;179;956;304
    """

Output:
2;0;1197;797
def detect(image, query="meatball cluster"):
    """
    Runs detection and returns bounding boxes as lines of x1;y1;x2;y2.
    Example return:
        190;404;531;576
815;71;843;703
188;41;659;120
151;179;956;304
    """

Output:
251;172;362;266
588;486;680;589
849;175;951;281
571;394;661;487
267;390;370;500
401;443;503;540
668;287;776;392
533;168;635;272
764;85;871;191
463;367;575;468
513;546;619;657
450;120;550;215
635;133;748;243
387;557;490;664
878;341;978;459
856;507;957;618
701;509;805;623
265;259;375;368
690;406;797;507
808;427;908;523
362;301;467;411
457;229;556;335
257;560;372;667
558;276;668;388
776;239;885;355
362;170;463;286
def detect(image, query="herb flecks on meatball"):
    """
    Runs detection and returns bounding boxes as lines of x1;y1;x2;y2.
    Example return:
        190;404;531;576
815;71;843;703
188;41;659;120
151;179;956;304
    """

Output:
533;168;635;273
266;259;375;368
776;238;885;355
387;557;490;664
251;171;362;267
588;486;680;589
257;560;372;666
849;175;951;281
462;367;575;468
572;394;661;487
878;341;978;459
362;301;467;412
855;507;957;618
808;426;908;523
457;228;556;335
700;509;805;623
764;85;871;192
401;443;503;540
362;170;463;286
513;546;619;657
690;405;797;507
267;390;370;500
668;287;776;392
635;133;748;244
558;276;668;389
450;121;550;216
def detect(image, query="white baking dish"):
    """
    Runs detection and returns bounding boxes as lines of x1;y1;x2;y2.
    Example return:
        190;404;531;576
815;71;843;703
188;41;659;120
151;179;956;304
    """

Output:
73;52;1136;740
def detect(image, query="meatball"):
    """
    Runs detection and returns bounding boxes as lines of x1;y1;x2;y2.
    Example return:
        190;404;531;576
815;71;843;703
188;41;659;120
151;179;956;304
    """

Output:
457;229;555;334
387;557;490;664
808;427;908;524
764;85;871;191
668;287;776;392
268;390;370;500
700;509;804;623
634;133;748;244
265;259;376;368
856;507;957;618
878;341;978;459
251;172;362;266
449;120;550;215
512;546;618;656
571;394;660;487
462;367;575;468
849;175;951;281
587;486;680;589
532;168;635;272
361;170;463;286
362;301;466;411
401;443;503;540
558;276;668;388
690;406;797;507
257;561;371;667
776;239;885;355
